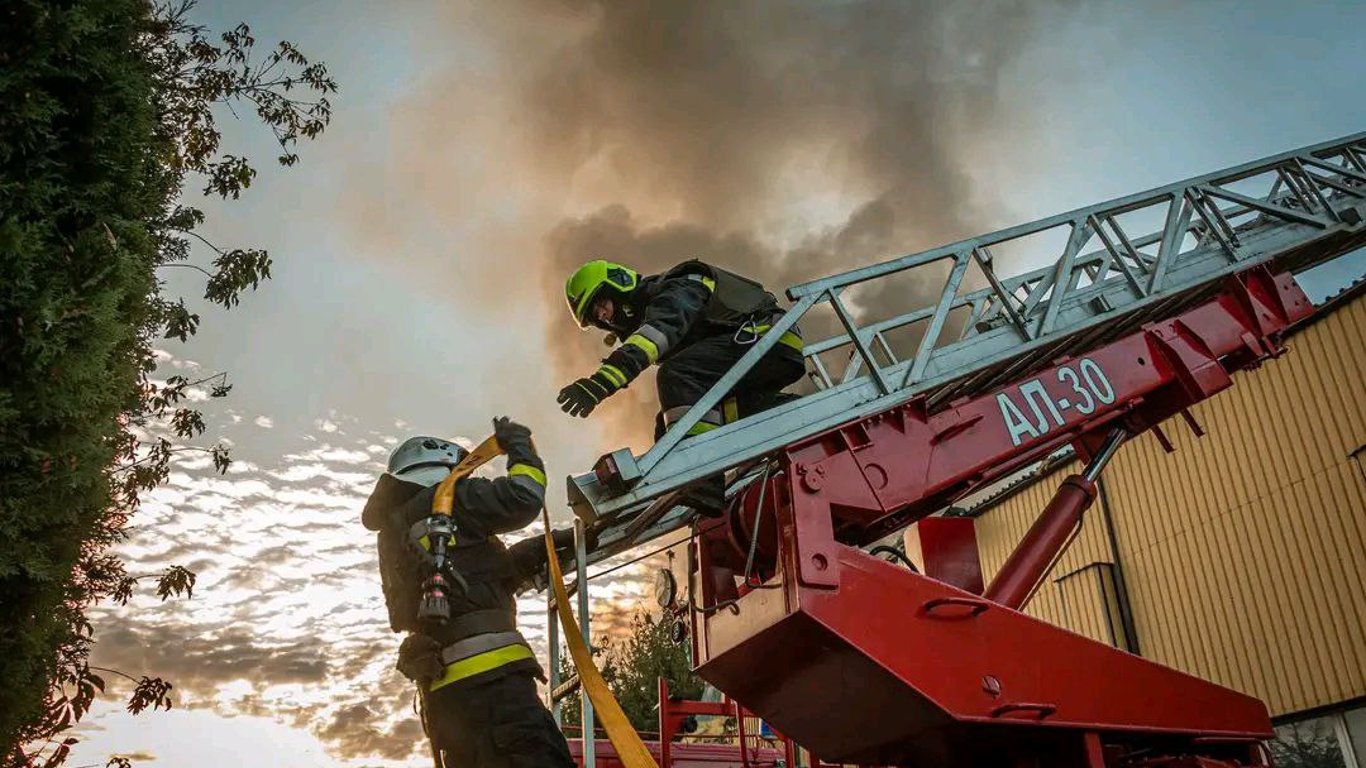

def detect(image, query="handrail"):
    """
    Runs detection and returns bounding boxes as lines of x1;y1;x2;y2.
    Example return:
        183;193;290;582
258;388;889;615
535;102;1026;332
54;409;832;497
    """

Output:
570;132;1366;563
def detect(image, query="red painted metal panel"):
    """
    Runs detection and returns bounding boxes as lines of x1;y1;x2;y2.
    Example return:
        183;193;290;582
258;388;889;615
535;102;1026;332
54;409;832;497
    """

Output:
909;516;985;594
769;267;1312;549
688;268;1307;767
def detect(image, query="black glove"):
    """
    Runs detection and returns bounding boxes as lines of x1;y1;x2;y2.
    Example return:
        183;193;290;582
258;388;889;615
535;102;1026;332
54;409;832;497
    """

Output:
508;528;598;591
557;372;616;418
492;416;535;456
396;634;444;685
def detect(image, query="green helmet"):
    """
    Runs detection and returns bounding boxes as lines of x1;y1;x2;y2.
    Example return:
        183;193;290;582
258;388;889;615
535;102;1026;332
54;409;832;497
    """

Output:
564;260;639;328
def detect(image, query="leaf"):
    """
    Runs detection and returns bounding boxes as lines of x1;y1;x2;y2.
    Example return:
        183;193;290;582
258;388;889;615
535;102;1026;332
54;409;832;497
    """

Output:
170;408;206;438
211;443;232;474
161;299;200;341
155;565;197;601
204;248;272;307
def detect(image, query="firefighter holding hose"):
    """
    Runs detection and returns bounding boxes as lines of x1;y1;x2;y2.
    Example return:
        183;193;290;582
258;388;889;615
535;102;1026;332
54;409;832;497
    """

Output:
361;416;575;767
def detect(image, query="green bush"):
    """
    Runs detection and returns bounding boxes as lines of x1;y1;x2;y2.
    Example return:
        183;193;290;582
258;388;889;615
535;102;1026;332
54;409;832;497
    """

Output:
0;1;334;763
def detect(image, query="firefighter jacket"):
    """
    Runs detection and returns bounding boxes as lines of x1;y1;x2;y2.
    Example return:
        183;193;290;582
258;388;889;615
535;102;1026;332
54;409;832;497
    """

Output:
361;431;549;691
596;259;783;391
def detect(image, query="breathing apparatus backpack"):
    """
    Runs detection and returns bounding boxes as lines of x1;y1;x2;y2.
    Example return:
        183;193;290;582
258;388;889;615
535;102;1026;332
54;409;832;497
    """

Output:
376;513;432;634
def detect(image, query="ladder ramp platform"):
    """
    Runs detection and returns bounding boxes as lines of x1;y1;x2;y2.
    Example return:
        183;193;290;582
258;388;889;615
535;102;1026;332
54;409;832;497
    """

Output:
696;548;1271;767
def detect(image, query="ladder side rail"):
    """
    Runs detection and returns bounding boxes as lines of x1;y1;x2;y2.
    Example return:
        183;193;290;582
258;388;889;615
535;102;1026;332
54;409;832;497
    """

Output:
824;245;1106;362
784;132;1365;301
992;178;1349;340
576;135;1366;524
856;142;1359;341
584;207;1359;520
802;273;999;358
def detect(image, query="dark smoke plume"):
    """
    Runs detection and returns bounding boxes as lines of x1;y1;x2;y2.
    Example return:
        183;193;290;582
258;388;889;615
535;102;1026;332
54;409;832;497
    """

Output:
523;1;1054;445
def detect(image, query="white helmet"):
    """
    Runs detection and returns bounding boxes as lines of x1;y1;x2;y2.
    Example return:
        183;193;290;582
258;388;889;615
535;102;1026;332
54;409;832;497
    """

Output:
385;436;467;488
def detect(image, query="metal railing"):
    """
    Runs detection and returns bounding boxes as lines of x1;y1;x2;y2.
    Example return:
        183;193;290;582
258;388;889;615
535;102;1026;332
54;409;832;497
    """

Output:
570;131;1366;566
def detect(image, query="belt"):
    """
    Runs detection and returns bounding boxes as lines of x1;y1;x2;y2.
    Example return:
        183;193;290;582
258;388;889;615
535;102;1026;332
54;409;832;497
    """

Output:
430;631;535;691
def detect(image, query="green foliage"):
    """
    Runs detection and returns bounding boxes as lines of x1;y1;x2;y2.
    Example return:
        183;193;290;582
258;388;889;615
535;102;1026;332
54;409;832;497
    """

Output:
0;0;334;764
558;610;704;734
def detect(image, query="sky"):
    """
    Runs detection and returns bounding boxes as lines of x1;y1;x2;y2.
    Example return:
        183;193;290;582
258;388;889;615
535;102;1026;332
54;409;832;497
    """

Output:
60;1;1366;766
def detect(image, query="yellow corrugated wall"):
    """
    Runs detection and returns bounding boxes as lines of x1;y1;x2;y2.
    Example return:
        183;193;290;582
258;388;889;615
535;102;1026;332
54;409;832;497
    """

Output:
975;459;1119;643
974;293;1366;717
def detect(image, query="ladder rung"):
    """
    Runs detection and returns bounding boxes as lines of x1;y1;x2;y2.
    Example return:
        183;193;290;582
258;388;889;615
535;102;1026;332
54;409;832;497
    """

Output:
552;675;581;702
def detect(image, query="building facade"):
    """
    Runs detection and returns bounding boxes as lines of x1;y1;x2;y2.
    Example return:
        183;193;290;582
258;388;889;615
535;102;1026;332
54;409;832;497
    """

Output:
971;288;1366;767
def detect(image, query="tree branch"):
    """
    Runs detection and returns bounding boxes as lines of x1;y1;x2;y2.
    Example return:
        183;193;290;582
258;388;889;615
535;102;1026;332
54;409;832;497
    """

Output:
175;228;227;257
157;263;214;279
112;445;214;473
87;667;141;686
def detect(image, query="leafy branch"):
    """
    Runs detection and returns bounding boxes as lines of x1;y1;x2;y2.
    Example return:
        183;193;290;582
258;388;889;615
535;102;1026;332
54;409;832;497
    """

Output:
1;0;336;764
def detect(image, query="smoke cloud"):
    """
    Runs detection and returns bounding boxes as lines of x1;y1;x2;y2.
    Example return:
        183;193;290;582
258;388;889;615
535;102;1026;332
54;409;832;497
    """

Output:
521;1;1054;444
351;1;1062;449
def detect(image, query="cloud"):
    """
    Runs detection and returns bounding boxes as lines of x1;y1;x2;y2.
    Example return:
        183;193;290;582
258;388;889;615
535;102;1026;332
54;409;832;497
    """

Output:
86;3;1076;761
89;432;425;761
342;1;1061;451
88;417;633;764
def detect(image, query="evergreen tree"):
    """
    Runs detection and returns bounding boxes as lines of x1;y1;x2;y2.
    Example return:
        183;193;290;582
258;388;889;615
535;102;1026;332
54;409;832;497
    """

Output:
0;1;335;764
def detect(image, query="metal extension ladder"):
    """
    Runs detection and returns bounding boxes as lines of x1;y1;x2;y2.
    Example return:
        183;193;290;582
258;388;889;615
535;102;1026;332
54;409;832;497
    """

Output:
569;131;1366;567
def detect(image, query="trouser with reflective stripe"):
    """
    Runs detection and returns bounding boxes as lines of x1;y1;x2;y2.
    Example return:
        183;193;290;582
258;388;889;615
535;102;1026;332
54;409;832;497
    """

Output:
427;671;574;768
655;330;806;440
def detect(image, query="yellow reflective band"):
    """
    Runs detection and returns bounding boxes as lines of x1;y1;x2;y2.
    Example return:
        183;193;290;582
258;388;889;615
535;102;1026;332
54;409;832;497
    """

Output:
598;364;627;388
723;397;739;425
686;273;717;292
624;333;660;364
686;421;720;436
752;324;805;352
429;643;536;691
508;463;546;487
418;533;458;551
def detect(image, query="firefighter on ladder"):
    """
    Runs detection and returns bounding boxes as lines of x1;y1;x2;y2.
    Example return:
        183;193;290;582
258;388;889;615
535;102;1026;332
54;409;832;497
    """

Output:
557;259;806;512
361;417;576;768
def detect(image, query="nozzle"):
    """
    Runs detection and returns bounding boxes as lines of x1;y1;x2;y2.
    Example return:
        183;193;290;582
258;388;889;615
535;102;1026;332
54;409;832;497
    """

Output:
418;572;451;623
